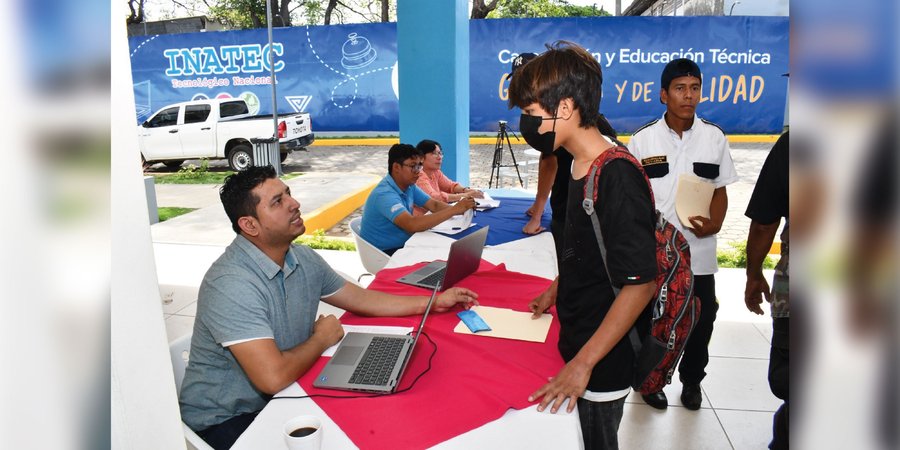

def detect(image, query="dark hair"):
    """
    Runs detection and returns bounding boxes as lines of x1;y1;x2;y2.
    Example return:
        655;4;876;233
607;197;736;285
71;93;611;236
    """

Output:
660;58;702;91
387;143;422;174
507;41;603;129
219;165;277;234
597;114;617;138
416;139;441;155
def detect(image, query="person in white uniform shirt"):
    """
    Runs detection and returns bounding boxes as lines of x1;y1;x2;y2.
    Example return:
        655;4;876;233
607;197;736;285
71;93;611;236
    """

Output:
628;58;738;411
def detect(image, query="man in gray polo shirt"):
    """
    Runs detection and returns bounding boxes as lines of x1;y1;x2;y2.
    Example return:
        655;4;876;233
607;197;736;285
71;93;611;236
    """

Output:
179;166;479;449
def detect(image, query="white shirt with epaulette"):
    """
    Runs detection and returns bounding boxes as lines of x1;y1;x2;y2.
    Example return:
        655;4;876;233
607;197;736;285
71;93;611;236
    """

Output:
628;113;738;275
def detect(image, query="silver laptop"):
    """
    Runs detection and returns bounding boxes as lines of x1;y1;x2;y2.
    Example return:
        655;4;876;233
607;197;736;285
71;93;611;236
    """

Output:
312;226;488;393
396;226;489;290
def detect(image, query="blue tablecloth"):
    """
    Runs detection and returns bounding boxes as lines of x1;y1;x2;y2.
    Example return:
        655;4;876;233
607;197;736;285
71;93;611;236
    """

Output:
435;196;552;246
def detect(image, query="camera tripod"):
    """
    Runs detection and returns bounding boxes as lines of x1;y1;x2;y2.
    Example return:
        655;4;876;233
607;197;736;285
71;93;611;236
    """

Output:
488;120;523;188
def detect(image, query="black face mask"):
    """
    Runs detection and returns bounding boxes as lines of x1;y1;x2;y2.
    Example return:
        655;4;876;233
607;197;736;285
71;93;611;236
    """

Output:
519;113;558;155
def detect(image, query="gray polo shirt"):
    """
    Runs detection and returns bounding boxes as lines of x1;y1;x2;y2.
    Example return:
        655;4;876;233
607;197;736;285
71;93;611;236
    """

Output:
179;235;345;431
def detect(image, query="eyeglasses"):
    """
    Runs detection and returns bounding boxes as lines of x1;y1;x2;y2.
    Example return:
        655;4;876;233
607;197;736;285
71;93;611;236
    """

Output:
402;163;424;172
431;151;444;157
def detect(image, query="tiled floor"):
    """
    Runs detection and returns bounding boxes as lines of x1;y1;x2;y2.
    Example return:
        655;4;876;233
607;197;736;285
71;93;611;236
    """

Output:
157;241;781;449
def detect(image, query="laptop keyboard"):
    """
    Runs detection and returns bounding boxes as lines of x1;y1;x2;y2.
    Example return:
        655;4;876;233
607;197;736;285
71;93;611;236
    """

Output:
348;336;407;386
418;268;446;288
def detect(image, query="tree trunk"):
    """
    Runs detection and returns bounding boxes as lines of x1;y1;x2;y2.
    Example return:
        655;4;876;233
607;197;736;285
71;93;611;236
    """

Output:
279;0;292;26
381;0;389;22
471;0;500;19
126;0;145;24
324;0;338;24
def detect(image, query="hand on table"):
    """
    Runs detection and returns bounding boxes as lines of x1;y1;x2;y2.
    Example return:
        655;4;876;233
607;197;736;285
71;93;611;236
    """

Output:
313;314;345;348
528;359;591;414
434;287;479;312
528;287;555;319
452;196;477;214
522;214;546;235
464;188;485;199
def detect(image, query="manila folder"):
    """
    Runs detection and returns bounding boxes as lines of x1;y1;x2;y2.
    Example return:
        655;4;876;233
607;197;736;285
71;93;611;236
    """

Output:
675;174;715;228
453;305;552;343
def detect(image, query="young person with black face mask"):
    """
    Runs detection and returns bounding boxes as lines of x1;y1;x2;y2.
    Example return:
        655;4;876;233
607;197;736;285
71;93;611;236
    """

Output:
508;41;657;450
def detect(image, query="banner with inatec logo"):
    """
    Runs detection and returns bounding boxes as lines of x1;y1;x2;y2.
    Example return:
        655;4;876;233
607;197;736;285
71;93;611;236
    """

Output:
129;16;787;133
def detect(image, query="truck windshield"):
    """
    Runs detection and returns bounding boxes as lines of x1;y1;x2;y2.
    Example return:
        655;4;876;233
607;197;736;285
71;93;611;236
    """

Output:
220;101;249;118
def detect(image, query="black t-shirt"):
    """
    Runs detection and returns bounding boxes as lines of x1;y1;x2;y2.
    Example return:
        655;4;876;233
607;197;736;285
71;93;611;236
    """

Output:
745;132;789;225
549;147;574;224
557;158;657;392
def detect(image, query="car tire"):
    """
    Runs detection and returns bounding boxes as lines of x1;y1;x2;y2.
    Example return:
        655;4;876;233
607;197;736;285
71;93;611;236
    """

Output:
229;145;253;171
163;160;185;170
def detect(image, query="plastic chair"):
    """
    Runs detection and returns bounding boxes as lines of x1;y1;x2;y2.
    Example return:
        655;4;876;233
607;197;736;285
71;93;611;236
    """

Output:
169;334;215;450
349;217;390;282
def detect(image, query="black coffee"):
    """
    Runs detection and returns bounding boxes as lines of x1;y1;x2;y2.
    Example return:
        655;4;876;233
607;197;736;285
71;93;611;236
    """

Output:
289;426;318;438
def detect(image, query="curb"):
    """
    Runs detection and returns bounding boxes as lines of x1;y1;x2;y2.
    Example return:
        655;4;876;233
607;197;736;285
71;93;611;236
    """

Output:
311;135;781;146
300;175;379;235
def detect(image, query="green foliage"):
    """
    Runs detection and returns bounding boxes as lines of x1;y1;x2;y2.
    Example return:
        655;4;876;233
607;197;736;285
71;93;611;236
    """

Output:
295;229;356;251
717;240;778;269
158;207;197;222
209;0;267;29
153;159;236;184
489;0;610;18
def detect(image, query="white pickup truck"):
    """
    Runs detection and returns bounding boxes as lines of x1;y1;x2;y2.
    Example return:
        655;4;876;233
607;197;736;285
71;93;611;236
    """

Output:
138;98;314;171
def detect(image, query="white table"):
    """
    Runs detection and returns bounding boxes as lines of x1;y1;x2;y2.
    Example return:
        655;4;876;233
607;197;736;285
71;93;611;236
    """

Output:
232;228;580;450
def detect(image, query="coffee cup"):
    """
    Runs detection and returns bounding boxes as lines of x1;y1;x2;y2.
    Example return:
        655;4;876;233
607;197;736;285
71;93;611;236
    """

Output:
283;415;322;450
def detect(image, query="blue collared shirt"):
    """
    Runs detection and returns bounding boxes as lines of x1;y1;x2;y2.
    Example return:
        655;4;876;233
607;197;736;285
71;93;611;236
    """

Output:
179;235;345;431
359;175;431;251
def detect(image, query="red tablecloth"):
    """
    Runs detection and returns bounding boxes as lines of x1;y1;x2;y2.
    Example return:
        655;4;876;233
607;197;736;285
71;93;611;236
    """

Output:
297;261;562;449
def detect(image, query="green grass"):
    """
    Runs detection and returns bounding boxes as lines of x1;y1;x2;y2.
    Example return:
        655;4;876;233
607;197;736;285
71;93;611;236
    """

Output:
717;240;778;269
152;159;301;184
158;207;196;222
294;229;356;251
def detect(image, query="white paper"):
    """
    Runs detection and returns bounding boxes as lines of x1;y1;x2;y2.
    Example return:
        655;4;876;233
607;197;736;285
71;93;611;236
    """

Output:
675;174;715;228
321;325;414;357
430;208;475;234
475;192;501;210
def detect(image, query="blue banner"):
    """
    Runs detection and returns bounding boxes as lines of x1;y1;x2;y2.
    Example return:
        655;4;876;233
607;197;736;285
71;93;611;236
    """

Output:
129;16;788;133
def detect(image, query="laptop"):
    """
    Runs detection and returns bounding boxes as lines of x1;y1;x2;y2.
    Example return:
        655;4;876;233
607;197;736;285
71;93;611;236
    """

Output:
312;226;488;393
396;225;488;290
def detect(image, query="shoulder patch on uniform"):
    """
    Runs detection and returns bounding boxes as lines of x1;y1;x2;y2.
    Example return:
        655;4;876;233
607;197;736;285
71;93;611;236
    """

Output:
641;155;667;166
390;204;405;213
700;118;726;135
632;118;660;136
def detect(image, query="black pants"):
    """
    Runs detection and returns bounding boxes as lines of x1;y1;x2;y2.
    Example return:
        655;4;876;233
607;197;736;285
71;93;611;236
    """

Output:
769;317;789;450
197;411;260;450
577;396;626;450
678;274;718;385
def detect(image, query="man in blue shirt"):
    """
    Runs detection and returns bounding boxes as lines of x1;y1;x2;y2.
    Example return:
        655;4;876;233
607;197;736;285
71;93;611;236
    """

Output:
360;143;477;254
179;165;479;449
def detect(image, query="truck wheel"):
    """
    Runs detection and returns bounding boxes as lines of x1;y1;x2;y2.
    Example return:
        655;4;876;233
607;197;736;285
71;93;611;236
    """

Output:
280;152;289;163
229;145;253;171
163;160;185;170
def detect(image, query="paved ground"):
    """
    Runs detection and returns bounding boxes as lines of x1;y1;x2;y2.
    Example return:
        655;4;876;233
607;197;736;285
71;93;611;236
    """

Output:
148;142;772;248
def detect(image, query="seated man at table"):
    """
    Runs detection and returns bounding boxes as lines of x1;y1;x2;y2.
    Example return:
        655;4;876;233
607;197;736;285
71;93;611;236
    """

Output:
360;143;477;254
178;165;479;450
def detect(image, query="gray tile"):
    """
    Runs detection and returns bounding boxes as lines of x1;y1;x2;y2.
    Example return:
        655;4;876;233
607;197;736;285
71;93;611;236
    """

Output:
703;356;780;412
620;403;732;449
717;408;778;450
710;321;771;359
